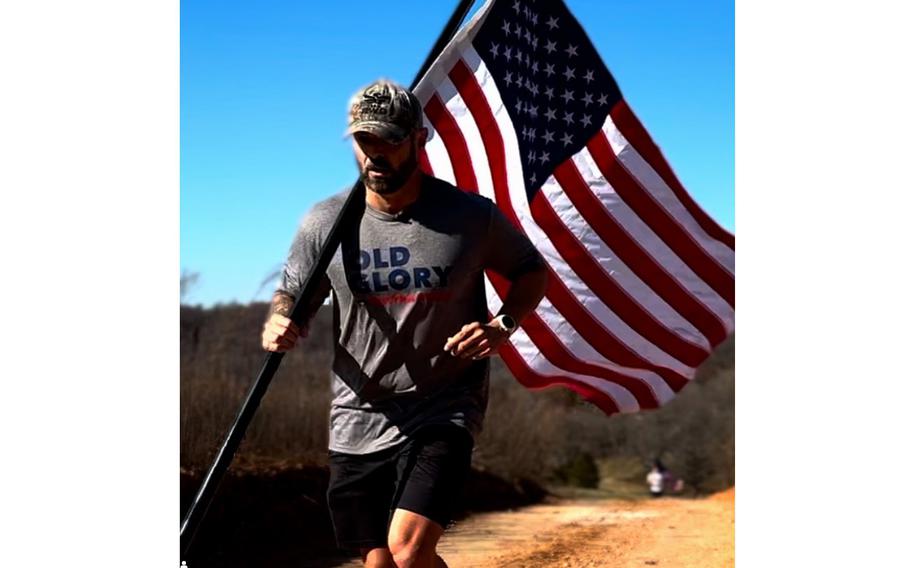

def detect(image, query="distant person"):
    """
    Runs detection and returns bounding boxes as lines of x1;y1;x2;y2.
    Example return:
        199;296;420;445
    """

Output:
646;464;664;497
260;79;548;568
647;459;684;497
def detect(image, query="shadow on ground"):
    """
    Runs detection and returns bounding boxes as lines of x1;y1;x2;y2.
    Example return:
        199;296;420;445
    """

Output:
180;466;547;568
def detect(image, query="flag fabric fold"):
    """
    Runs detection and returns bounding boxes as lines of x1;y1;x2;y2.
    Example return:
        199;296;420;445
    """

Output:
413;0;734;414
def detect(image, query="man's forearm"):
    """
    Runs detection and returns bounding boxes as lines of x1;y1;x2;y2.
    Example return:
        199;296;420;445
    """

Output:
496;266;548;324
268;277;331;323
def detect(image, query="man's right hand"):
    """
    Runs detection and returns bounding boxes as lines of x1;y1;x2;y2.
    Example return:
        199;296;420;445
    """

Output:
261;313;306;352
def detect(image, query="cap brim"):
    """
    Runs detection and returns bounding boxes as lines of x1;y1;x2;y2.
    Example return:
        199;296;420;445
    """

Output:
345;121;410;144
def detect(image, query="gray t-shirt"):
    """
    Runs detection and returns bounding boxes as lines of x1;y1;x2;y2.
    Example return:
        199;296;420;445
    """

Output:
278;175;544;454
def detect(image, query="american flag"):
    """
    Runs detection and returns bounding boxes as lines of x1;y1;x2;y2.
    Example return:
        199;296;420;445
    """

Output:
413;0;735;414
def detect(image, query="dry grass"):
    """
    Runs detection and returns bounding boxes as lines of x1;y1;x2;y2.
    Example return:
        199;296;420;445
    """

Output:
180;302;734;491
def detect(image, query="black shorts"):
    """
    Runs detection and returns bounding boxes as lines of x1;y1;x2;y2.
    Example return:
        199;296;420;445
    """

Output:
326;424;474;550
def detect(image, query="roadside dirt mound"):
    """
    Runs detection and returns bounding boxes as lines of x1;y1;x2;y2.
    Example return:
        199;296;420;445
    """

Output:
181;465;547;567
181;465;338;568
710;487;735;502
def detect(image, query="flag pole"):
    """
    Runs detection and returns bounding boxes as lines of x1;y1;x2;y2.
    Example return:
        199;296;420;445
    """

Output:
179;0;477;558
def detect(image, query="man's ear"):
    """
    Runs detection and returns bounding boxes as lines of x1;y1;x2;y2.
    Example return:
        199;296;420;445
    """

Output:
415;127;429;148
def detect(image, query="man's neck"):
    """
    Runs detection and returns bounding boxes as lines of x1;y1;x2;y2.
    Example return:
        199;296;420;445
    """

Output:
365;171;424;214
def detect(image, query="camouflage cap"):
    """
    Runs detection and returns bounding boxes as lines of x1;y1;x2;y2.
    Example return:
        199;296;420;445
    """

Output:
346;79;423;144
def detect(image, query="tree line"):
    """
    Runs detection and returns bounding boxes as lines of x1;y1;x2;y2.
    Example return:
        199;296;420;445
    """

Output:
181;301;734;495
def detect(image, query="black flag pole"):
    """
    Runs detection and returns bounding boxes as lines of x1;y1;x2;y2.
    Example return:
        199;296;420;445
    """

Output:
180;0;477;558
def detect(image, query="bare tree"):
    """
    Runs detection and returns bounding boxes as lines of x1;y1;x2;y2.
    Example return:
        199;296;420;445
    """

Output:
181;270;200;303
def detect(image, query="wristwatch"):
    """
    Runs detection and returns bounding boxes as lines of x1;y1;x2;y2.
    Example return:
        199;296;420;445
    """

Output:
491;313;517;335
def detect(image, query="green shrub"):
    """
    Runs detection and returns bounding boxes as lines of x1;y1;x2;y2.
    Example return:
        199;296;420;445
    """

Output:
554;453;600;488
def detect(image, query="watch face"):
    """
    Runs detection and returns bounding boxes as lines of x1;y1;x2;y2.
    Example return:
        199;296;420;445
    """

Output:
501;314;516;331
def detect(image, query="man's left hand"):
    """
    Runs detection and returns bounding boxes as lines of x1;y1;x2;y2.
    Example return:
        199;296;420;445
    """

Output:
444;321;511;360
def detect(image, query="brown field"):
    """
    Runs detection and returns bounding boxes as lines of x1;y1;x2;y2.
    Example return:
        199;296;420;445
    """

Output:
181;303;734;567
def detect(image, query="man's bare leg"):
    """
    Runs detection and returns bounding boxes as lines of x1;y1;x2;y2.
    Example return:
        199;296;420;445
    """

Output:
360;547;395;568
387;508;447;568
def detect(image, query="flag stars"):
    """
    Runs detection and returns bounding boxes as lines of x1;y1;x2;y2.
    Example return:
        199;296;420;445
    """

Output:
483;8;623;182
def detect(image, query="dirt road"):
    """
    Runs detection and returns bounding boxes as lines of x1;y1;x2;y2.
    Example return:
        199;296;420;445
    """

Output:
439;488;734;567
333;488;733;567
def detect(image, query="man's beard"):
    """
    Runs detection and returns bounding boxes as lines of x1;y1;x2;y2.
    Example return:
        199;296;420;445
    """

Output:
360;143;420;195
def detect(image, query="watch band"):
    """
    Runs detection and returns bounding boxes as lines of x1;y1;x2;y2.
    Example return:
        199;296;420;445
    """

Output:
491;314;517;334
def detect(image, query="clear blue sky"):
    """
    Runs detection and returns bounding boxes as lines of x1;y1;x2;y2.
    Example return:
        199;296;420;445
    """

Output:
181;0;733;306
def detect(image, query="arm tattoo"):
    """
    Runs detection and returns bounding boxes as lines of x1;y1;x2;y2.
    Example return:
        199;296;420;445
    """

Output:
270;291;295;318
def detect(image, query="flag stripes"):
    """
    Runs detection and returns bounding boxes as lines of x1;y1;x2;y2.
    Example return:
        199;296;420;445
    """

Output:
601;119;735;308
526;179;709;366
413;0;734;413
537;173;719;350
609;102;736;252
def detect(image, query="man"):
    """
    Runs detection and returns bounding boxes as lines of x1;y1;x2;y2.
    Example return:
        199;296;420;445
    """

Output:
261;79;548;568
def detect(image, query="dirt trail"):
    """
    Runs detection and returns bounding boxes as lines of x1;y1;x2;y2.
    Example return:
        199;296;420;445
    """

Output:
333;488;733;567
438;488;734;567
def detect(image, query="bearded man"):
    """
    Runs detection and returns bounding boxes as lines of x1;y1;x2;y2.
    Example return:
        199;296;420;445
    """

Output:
261;79;547;568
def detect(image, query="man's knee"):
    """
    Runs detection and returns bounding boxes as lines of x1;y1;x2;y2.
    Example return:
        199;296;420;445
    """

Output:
387;510;443;568
387;531;425;567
